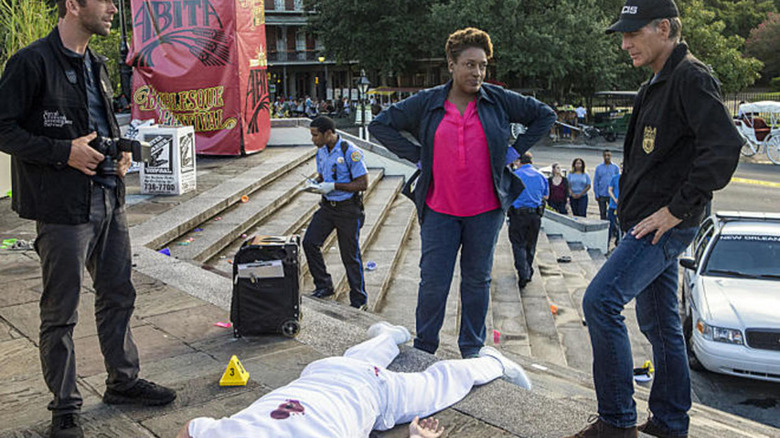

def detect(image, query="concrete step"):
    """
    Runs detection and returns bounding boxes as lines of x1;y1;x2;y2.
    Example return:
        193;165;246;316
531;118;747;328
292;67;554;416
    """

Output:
373;220;420;333
167;157;317;263
129;146;315;250
362;197;417;313
547;234;589;281
373;219;463;353
490;226;532;357
300;174;404;304
203;168;383;275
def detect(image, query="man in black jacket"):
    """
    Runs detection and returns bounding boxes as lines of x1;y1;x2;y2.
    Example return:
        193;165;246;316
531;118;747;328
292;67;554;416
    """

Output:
564;1;743;438
0;0;175;436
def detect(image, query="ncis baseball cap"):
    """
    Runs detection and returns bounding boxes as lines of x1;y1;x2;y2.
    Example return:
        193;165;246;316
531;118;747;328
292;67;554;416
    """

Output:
606;0;679;34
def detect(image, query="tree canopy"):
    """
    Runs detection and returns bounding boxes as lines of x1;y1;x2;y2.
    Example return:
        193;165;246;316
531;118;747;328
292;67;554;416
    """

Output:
305;0;765;97
680;0;763;93
303;0;437;77
745;12;780;80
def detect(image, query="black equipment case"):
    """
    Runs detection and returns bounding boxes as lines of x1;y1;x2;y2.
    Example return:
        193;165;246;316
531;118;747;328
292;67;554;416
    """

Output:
230;235;301;338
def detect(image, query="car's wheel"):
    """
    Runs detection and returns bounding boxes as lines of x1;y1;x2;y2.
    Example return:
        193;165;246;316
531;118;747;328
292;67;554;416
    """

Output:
683;313;706;371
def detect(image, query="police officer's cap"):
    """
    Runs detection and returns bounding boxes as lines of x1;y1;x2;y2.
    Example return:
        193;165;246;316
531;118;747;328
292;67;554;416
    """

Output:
606;0;679;34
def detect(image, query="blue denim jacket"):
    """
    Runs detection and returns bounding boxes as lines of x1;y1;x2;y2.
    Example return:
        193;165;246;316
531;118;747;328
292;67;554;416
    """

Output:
369;81;556;223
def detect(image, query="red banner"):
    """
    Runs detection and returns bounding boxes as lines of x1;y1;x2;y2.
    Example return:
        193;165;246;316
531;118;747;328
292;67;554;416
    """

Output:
128;0;270;155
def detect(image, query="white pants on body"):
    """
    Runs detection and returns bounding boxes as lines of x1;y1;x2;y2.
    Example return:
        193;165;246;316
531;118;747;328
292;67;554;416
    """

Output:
189;333;503;437
344;333;504;431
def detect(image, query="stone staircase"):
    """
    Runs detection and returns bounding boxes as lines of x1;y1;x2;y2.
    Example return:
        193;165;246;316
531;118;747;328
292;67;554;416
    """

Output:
115;122;774;437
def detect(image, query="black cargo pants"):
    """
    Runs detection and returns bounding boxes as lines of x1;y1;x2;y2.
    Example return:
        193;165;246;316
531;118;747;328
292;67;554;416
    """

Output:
34;185;140;415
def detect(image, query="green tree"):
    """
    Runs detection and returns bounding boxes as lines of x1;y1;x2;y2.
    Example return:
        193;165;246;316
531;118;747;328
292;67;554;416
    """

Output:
702;0;777;39
746;12;780;80
0;0;56;71
304;0;437;79
429;0;645;100
679;0;762;93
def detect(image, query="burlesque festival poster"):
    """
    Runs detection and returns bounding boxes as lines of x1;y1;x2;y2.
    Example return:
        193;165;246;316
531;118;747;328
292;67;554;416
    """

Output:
128;0;271;155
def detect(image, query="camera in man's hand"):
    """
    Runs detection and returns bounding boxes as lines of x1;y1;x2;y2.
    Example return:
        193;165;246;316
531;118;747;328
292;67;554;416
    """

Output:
89;137;152;176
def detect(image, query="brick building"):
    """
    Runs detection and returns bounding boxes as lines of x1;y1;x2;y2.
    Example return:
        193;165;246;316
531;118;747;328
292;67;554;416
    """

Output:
264;0;357;102
263;0;447;103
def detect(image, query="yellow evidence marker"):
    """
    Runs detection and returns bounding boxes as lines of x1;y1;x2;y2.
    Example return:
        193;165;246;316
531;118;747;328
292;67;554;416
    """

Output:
219;355;250;386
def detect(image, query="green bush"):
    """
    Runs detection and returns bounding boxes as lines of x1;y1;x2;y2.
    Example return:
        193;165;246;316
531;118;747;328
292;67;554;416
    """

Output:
90;28;124;97
0;0;57;72
1;0;126;96
771;77;780;91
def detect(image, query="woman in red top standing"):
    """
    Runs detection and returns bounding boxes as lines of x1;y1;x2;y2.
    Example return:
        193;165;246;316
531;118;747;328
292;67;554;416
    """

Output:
547;163;569;214
370;28;555;358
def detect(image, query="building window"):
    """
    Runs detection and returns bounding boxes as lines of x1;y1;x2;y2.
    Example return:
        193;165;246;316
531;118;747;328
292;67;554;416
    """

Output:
274;0;284;10
296;31;306;52
294;0;303;11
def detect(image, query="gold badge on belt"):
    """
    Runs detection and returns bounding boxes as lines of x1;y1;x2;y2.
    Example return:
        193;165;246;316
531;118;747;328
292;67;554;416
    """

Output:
643;126;656;154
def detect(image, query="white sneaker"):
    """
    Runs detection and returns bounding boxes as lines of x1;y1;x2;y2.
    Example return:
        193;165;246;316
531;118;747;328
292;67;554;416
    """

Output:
367;322;411;345
478;346;533;390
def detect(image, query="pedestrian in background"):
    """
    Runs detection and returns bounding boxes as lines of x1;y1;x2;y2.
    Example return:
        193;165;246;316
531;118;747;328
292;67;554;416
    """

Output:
508;153;549;289
0;0;177;435
607;163;622;249
575;103;587;125
369;27;556;358
547;162;569;214
594;150;620;220
568;158;591;217
565;0;743;436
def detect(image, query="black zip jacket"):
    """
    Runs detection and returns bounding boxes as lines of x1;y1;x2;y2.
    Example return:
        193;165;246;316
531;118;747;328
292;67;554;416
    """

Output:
0;28;122;225
618;43;743;232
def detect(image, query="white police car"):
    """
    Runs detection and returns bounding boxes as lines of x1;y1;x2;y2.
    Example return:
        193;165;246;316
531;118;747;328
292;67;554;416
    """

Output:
680;211;780;382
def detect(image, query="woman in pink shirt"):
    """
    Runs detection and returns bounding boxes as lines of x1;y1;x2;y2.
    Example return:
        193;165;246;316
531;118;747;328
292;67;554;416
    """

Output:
370;28;555;358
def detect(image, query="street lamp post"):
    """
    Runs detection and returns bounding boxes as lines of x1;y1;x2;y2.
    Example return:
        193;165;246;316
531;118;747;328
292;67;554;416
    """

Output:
117;0;132;112
318;56;328;102
356;69;370;140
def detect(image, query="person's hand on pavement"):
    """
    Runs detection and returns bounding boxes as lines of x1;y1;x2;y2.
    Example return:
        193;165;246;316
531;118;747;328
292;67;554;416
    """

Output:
631;206;682;245
409;416;444;438
68;132;104;176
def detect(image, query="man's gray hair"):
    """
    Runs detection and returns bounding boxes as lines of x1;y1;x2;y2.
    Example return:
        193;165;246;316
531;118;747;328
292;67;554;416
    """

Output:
651;17;682;43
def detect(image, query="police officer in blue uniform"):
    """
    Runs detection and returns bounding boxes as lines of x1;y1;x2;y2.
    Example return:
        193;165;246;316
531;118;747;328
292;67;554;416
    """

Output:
507;152;549;289
303;117;369;309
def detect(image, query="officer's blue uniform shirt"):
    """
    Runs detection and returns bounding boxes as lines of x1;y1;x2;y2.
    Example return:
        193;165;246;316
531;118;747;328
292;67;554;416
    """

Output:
594;162;620;198
317;137;368;201
512;164;549;209
608;173;621;210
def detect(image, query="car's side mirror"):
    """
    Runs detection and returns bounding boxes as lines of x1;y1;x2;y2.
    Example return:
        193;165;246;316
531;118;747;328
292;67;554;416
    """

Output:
679;257;697;270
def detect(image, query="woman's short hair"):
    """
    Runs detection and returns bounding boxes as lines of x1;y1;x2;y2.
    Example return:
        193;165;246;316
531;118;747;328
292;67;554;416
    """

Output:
571;158;586;172
445;28;493;62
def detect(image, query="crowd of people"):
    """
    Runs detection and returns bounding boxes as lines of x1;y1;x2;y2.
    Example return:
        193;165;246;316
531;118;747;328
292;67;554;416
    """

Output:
0;0;745;436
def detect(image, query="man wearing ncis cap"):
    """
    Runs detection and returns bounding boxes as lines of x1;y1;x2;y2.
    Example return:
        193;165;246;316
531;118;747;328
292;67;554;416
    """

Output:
565;1;743;438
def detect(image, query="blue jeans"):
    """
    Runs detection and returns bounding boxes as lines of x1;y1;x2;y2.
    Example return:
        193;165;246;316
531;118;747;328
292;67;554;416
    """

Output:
415;206;504;358
583;226;696;434
608;207;620;245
